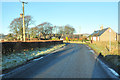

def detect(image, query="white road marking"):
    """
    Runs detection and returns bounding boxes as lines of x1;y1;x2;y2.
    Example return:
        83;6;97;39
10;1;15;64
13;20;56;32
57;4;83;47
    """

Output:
98;58;119;77
88;45;120;78
33;57;43;61
2;45;66;78
86;46;91;49
90;50;95;54
108;68;119;77
33;46;66;61
88;47;91;49
0;74;5;77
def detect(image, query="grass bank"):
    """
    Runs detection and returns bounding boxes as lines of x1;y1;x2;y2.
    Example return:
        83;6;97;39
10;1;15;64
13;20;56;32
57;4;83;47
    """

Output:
2;44;66;72
86;41;120;75
87;41;118;56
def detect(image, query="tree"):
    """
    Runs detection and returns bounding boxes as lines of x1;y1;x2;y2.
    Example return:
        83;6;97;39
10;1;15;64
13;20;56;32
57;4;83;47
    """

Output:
36;22;53;39
58;26;64;38
7;33;13;38
64;25;75;35
58;25;75;38
9;15;34;40
58;26;64;35
29;27;38;38
6;33;15;40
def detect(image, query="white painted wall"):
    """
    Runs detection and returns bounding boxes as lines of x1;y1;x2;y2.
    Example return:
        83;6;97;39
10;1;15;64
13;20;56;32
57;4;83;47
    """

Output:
93;37;96;41
98;37;99;41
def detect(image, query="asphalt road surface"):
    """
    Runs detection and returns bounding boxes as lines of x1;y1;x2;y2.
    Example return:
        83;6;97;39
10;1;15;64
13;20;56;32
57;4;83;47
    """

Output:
3;43;114;78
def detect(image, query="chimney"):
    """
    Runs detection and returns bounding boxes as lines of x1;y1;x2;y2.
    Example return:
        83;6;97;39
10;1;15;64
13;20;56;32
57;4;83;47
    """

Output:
100;25;103;30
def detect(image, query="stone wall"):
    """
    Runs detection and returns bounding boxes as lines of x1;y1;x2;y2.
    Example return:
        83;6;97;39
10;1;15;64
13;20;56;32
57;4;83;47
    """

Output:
1;40;63;54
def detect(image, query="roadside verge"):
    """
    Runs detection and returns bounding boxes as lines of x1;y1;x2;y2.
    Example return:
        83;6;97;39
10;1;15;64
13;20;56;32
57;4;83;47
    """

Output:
1;44;66;78
86;45;120;79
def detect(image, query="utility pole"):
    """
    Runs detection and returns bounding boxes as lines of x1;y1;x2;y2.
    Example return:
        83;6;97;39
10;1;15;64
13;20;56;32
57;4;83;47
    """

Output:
77;26;81;40
109;28;111;52
22;2;26;42
20;0;28;42
54;26;57;37
79;26;81;40
56;26;57;37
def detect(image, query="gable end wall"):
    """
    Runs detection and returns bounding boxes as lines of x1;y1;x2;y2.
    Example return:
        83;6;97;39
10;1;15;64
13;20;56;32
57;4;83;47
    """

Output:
99;28;117;41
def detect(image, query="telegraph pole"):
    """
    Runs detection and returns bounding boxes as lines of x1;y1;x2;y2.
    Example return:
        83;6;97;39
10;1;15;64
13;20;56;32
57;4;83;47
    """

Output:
22;2;26;41
79;26;81;40
20;0;28;41
109;28;111;52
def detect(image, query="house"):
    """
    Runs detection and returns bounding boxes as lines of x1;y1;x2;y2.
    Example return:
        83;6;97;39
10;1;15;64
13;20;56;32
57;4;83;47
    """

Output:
90;26;117;42
118;34;120;42
0;34;8;41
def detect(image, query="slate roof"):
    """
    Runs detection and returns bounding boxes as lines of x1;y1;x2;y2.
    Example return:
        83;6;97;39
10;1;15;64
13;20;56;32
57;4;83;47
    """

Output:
90;28;109;37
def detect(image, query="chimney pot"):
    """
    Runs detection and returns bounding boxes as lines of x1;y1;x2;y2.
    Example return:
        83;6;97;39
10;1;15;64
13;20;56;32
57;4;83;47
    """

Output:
100;25;103;30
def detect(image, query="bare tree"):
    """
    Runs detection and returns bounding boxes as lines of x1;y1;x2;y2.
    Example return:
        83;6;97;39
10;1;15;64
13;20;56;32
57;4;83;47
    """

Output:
58;25;75;38
9;15;34;40
29;27;38;38
36;22;53;39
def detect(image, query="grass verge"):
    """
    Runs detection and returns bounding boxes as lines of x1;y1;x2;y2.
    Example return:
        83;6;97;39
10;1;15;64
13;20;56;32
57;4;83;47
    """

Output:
2;44;66;72
86;41;120;75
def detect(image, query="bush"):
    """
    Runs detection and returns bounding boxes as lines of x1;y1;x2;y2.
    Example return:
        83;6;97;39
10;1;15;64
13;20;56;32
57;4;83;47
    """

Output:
34;36;38;38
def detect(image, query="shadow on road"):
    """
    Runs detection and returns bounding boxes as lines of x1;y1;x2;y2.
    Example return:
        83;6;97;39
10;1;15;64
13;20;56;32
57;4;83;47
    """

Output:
3;43;119;79
5;44;76;78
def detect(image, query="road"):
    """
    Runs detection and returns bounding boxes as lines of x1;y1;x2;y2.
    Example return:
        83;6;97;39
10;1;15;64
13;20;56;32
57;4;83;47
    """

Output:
3;43;114;78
